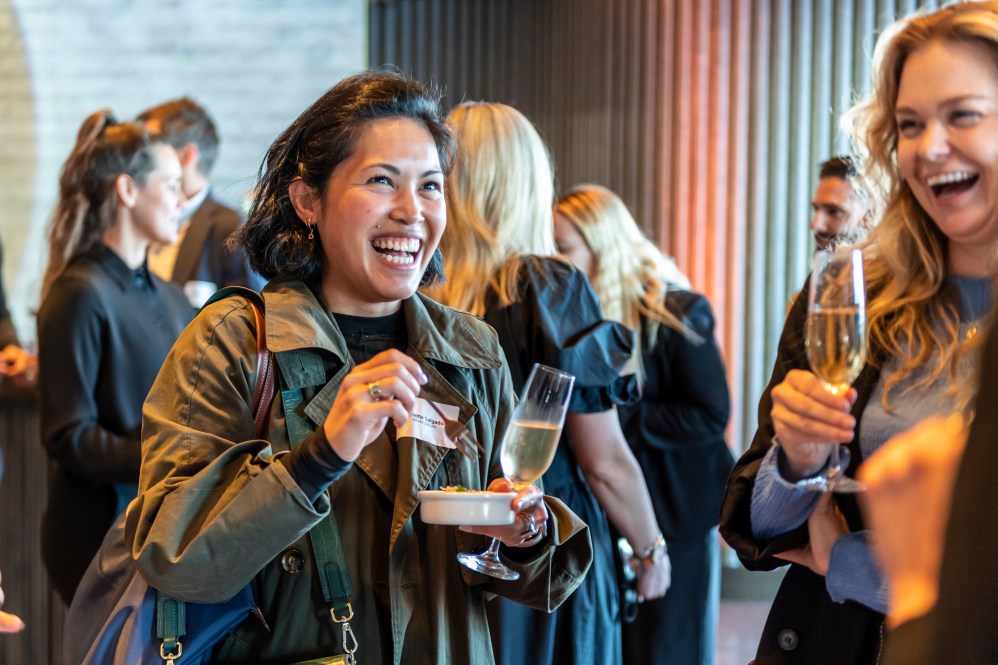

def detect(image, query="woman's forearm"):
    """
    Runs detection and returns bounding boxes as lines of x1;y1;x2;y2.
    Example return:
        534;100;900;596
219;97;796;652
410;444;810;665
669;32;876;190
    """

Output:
566;409;661;552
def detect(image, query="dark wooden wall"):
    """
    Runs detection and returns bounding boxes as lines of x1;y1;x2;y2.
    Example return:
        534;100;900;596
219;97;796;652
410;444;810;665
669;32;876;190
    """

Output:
0;387;64;664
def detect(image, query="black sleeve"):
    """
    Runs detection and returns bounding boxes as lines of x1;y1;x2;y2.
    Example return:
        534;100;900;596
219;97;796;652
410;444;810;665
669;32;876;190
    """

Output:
518;257;637;413
37;276;138;482
636;292;730;446
718;281;813;570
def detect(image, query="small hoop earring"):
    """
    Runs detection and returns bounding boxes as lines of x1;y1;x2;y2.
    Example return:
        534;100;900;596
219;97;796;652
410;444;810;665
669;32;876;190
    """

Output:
306;218;315;240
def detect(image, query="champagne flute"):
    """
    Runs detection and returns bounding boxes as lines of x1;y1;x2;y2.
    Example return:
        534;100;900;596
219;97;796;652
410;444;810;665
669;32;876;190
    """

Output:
457;364;575;580
797;247;868;493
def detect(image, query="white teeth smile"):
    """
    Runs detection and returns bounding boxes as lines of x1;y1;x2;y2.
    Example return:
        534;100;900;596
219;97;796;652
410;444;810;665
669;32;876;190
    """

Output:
926;171;976;187
382;254;415;265
372;237;420;265
372;238;421;252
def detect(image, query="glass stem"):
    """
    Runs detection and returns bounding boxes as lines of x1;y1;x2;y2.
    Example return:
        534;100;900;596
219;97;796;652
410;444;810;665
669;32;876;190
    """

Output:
829;442;843;475
481;538;502;562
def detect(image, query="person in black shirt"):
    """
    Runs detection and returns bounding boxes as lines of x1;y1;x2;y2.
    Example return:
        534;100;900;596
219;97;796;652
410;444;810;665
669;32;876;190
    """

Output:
36;110;195;604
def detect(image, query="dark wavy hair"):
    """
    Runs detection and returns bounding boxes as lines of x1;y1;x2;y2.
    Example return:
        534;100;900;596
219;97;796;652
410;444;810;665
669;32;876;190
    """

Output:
42;110;160;300
231;70;456;285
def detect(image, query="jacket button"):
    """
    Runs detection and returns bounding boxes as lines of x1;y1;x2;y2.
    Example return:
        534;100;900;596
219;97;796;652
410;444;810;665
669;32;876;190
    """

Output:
280;548;305;574
778;628;799;651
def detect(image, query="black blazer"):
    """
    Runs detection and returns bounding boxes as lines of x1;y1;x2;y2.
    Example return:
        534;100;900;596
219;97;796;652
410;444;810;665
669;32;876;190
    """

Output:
718;280;886;664
172;195;263;291
617;289;733;541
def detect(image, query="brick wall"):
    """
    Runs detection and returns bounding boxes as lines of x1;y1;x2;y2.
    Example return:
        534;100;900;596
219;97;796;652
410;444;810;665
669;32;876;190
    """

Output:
0;0;366;341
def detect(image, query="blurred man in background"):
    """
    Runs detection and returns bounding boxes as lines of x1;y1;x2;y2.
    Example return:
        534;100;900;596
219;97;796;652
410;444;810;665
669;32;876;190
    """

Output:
138;98;263;306
810;155;873;251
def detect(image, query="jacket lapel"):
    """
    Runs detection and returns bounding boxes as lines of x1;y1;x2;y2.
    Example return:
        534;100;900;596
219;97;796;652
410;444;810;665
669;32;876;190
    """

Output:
172;198;216;283
263;283;501;553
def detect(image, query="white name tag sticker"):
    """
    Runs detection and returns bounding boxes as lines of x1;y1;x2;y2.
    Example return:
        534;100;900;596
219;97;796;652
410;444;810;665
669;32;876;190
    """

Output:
397;398;460;449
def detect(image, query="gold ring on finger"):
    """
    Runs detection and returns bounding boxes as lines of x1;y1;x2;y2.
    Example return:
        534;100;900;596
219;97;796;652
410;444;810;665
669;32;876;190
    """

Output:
368;381;383;401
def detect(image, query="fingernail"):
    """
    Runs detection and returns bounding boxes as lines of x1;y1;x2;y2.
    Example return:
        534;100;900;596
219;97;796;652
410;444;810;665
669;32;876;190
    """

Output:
418;369;429;384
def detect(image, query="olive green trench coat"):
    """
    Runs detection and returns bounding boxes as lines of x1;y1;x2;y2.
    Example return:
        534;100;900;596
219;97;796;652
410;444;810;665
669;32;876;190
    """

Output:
127;280;593;664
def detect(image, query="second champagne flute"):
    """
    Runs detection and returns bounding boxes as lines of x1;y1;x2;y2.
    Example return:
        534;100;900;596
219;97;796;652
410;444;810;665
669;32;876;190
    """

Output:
798;247;868;493
457;363;575;580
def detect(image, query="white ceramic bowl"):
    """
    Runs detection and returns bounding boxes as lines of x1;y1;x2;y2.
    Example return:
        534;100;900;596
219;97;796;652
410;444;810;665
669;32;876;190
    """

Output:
418;490;517;526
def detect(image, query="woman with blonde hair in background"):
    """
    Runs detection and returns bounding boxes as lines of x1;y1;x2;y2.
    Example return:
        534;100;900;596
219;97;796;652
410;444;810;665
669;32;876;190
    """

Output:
719;1;998;662
36;111;194;604
555;184;732;665
425;102;670;665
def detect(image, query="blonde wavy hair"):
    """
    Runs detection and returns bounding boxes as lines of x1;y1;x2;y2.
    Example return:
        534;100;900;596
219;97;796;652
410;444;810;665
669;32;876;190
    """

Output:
555;184;697;381
847;0;998;409
425;102;557;316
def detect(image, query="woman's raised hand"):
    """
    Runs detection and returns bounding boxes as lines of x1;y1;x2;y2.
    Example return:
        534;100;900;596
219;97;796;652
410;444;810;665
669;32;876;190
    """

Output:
770;369;858;480
322;349;429;462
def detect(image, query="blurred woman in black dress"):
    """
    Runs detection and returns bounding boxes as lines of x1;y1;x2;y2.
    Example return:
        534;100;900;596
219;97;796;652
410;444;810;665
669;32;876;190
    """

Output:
36;111;194;603
555;184;732;665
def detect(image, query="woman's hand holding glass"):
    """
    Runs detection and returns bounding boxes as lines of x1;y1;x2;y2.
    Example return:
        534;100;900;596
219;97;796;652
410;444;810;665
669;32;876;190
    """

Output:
770;368;858;480
321;348;429;462
460;478;549;548
771;248;867;492
457;364;574;580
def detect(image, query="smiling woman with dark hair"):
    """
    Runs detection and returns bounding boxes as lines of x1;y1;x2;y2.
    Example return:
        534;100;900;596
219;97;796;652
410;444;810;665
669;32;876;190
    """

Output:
125;71;592;664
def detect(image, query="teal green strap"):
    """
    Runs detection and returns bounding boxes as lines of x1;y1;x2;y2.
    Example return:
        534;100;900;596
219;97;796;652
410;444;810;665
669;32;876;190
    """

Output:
155;591;184;661
282;387;354;617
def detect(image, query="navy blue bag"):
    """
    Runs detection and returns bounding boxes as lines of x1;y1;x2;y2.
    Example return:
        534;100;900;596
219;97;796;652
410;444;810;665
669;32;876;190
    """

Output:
63;513;255;665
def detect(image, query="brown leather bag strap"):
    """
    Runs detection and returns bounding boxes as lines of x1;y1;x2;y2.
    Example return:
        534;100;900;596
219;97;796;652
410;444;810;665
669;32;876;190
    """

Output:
204;286;275;438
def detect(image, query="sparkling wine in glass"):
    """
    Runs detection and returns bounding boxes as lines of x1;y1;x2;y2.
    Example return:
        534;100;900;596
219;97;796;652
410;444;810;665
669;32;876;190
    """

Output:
798;247;868;493
457;364;574;580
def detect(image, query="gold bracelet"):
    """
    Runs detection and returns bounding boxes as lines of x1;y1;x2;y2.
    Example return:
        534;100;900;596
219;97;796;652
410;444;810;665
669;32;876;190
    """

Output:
636;532;668;567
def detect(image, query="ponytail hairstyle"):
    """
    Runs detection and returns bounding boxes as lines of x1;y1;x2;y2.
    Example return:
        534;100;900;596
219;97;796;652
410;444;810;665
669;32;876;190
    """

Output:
231;69;455;284
42;110;160;300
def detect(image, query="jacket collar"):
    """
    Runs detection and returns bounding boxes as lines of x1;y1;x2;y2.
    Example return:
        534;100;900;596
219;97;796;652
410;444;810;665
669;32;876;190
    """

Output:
83;244;155;292
260;279;502;371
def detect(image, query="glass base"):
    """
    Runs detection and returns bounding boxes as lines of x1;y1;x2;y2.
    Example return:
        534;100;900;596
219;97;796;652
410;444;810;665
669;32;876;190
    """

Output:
795;467;866;493
456;551;521;580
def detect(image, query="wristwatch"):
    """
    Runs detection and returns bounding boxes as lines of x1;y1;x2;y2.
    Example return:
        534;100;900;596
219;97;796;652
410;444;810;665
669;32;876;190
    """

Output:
636;533;668;567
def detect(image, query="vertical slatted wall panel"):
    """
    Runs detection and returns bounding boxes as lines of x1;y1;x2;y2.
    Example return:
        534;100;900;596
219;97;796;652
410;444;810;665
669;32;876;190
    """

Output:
370;0;938;450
